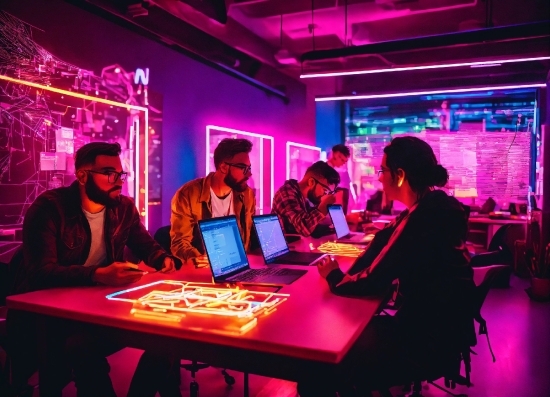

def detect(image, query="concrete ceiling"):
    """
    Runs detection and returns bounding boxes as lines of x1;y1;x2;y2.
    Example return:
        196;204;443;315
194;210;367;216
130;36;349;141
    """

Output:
77;0;550;97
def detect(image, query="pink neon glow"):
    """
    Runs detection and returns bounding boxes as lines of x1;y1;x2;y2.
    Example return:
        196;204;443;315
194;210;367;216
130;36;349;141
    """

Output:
286;141;321;180
301;56;550;79
315;84;546;102
206;125;275;212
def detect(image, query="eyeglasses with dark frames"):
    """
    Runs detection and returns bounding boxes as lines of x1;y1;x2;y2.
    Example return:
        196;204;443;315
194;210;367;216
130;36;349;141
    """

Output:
224;162;252;174
85;170;128;183
377;167;390;178
312;178;336;195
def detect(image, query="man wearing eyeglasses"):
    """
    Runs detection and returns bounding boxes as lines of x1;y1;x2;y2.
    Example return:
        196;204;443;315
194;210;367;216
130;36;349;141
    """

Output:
272;161;340;237
170;138;256;261
8;142;182;397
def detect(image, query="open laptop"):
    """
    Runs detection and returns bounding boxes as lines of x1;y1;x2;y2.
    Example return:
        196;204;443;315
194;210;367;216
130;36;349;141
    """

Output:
252;214;326;265
328;204;374;245
198;216;306;285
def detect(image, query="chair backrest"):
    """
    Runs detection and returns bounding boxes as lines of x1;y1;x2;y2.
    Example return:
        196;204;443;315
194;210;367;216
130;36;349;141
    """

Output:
333;187;350;215
153;225;171;252
462;204;471;221
488;224;513;253
366;190;383;213
0;262;8;306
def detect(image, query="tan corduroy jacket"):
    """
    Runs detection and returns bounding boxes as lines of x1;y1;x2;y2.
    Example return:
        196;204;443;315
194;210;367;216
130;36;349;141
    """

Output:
170;172;256;261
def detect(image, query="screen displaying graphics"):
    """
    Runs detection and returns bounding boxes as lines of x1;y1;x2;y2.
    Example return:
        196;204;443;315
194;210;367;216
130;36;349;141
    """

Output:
254;215;289;261
328;205;350;238
199;217;248;277
106;281;289;335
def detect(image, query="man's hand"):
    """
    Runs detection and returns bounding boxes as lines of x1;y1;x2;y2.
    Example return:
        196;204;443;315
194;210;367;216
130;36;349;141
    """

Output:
160;257;176;273
317;256;340;279
318;194;336;214
93;262;144;286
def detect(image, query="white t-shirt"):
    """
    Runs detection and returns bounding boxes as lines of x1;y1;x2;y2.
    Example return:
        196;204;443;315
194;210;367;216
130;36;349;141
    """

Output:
82;207;107;267
210;188;234;218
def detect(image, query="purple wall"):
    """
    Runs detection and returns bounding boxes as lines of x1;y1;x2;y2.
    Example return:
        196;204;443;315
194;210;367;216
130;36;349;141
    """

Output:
2;0;315;231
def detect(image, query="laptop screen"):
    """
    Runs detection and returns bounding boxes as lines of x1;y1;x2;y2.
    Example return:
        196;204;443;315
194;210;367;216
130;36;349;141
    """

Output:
198;216;248;278
253;215;289;262
328;205;350;239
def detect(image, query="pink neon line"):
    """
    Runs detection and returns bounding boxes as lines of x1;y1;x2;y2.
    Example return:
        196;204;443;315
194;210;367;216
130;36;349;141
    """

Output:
300;56;550;79
315;83;546;102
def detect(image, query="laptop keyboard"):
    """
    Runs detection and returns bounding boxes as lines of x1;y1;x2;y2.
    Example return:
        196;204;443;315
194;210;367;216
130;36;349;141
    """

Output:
237;267;297;282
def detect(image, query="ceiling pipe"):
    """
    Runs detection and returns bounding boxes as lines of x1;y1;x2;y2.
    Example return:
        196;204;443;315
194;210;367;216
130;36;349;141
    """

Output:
301;21;550;62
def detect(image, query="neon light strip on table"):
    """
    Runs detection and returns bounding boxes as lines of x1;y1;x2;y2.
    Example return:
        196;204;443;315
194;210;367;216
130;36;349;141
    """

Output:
316;242;365;258
106;281;289;335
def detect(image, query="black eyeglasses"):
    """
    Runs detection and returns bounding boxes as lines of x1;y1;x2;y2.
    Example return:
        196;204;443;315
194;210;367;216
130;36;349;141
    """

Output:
377;168;390;178
313;178;336;195
85;170;128;183
224;162;252;174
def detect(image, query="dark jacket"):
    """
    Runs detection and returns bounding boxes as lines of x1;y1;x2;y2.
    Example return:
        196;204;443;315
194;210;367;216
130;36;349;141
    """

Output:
170;173;256;261
11;181;180;294
327;190;476;358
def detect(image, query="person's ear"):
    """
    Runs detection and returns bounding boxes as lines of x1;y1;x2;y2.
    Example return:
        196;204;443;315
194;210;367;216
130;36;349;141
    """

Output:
75;170;87;186
307;177;315;188
219;162;229;174
396;169;405;188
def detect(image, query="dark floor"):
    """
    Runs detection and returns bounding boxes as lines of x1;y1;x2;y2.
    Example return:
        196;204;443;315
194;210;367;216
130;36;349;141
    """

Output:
14;275;550;397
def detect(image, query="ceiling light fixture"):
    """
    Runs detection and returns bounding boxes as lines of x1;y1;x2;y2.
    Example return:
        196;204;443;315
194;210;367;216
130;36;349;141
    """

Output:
300;56;550;78
315;83;546;102
274;14;298;65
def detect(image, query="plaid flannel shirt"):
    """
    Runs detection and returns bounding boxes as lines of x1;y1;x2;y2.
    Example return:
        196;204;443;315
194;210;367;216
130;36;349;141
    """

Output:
271;179;325;236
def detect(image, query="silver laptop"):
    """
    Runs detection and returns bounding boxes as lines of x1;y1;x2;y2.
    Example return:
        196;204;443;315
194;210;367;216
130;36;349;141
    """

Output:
253;214;326;265
198;216;306;285
328;205;374;245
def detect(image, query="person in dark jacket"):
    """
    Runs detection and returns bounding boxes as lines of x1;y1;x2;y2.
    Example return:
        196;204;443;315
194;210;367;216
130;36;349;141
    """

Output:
8;142;182;397
298;137;476;396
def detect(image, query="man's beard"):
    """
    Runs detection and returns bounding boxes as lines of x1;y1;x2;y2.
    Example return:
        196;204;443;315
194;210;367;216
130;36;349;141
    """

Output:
307;189;322;206
224;173;249;193
85;177;122;207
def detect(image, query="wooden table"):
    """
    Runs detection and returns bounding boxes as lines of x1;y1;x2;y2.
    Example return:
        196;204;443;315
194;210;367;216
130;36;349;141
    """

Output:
6;239;383;395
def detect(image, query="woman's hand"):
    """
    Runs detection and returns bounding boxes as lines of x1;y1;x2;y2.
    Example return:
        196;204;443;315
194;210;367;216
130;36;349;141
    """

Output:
317;256;340;279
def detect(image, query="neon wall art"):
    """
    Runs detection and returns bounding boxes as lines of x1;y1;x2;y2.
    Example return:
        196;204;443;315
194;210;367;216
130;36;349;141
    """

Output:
0;74;149;228
0;15;153;228
106;280;289;335
286;141;321;180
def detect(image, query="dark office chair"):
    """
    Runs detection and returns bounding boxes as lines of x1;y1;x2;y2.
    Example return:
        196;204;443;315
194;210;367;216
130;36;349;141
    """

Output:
372;265;508;397
0;260;11;396
469;224;522;288
334;188;350;215
153;226;236;396
0;248;40;397
366;190;383;214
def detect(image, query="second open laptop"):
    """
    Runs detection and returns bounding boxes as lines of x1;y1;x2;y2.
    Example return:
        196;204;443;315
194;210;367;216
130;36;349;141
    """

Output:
252;214;326;265
328;204;374;245
198;216;306;285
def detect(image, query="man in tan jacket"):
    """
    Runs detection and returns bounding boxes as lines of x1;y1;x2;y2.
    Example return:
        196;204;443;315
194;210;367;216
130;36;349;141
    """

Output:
170;138;256;261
